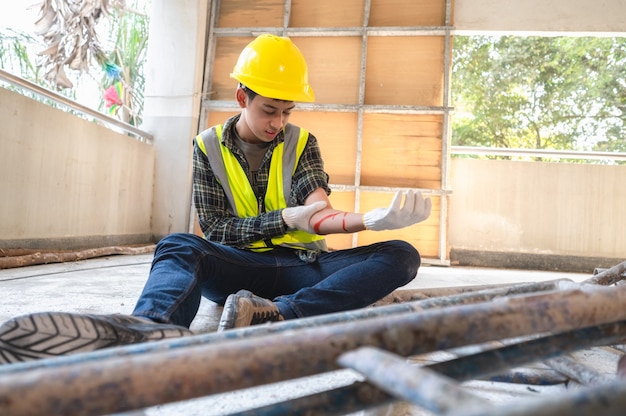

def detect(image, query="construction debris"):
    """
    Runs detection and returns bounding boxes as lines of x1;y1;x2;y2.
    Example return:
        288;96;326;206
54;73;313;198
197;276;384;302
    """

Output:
0;245;155;269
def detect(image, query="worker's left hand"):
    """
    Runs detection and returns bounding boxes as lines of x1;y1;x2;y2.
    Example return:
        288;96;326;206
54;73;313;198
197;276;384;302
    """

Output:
363;190;431;231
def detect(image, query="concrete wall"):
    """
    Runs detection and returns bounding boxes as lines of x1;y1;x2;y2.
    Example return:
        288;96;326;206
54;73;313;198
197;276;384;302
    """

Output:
455;0;626;35
0;88;155;249
141;0;208;239
449;0;626;271
449;158;626;272
2;87;623;271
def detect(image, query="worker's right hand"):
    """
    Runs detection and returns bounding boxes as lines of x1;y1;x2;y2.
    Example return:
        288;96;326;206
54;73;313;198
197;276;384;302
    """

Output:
363;190;431;231
282;201;327;234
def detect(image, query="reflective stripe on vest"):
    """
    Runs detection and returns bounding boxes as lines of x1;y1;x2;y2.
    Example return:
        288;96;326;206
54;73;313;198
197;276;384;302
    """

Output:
196;124;327;252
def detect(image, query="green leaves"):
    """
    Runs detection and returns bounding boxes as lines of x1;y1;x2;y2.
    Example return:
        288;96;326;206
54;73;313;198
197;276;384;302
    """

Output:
452;36;626;159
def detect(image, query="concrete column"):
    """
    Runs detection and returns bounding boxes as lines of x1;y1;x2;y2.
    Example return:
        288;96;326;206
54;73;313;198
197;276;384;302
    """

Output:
141;0;208;239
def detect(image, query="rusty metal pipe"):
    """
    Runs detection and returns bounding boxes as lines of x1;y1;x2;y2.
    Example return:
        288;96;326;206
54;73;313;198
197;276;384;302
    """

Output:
545;355;612;385
233;320;626;416
0;279;570;376
339;347;489;414
428;321;626;382
2;285;626;415
583;260;626;286
341;348;626;416
452;379;626;416
374;282;516;304
486;368;568;385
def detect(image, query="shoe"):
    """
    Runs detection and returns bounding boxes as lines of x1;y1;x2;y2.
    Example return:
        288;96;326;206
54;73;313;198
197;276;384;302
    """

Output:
0;312;192;364
218;290;283;331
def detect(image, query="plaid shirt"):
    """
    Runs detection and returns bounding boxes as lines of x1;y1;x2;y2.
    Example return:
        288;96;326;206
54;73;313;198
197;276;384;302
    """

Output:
193;114;331;248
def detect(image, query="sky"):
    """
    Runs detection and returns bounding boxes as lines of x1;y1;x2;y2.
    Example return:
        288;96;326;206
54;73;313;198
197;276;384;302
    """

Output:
0;3;39;33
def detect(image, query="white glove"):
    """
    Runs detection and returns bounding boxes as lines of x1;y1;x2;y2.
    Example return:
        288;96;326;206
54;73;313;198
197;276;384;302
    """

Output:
282;201;327;233
363;190;431;231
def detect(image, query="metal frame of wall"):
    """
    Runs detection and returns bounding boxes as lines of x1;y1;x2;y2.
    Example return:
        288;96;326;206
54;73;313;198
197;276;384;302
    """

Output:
198;0;454;265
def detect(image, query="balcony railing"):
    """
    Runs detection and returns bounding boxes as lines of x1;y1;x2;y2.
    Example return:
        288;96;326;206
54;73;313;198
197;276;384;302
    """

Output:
0;68;153;143
451;146;626;162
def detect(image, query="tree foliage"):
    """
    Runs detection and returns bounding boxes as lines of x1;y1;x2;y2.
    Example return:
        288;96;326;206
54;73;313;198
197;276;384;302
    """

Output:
98;4;149;125
451;36;626;154
0;29;52;87
0;1;149;126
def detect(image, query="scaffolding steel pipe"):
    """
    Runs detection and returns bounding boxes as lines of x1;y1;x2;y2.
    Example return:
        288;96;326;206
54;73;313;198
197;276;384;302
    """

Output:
584;260;626;286
338;347;489;414
0;279;571;376
2;284;626;415
545;355;612;385
344;347;626;416
234;320;626;416
450;379;626;416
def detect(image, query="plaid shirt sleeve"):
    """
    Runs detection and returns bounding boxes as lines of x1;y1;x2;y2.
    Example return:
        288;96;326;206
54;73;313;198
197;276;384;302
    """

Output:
192;126;330;248
289;133;331;205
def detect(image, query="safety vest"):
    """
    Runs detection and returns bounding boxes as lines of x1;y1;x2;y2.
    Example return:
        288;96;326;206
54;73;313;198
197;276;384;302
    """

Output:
195;123;327;252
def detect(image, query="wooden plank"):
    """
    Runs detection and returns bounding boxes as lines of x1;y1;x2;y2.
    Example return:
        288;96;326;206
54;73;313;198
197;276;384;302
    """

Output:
291;0;365;27
211;36;361;105
289;111;358;186
218;0;284;27
370;0;447;26
293;37;362;105
361;113;443;188
211;37;254;101
365;36;445;106
205;110;240;130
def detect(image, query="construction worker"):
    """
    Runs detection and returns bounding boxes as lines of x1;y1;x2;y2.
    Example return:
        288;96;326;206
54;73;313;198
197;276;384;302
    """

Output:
0;34;431;363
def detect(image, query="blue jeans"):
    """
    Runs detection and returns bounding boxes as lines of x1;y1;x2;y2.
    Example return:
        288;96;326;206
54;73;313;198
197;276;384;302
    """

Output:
133;233;421;327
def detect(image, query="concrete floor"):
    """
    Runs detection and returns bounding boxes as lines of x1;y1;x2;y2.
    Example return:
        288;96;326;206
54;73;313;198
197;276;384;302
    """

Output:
0;254;620;415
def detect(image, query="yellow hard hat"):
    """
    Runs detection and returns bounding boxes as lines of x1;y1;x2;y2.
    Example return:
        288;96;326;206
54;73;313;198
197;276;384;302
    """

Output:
230;34;315;102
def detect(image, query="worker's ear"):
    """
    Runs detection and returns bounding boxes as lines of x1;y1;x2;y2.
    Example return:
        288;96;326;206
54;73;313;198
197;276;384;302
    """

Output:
235;87;247;108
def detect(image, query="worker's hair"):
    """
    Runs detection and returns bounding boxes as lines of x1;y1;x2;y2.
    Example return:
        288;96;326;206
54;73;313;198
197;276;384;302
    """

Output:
239;83;292;103
239;83;258;101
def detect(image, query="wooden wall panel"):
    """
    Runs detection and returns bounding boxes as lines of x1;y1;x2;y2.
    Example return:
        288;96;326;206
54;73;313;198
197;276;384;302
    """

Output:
370;0;447;26
206;110;239;129
201;0;453;263
217;0;284;27
293;37;362;105
365;37;444;106
205;111;358;187
289;111;358;186
212;37;361;105
290;0;365;27
361;114;442;189
211;37;254;101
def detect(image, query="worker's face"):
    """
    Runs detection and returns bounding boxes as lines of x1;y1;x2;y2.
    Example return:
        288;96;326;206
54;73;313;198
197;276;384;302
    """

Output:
235;87;295;144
